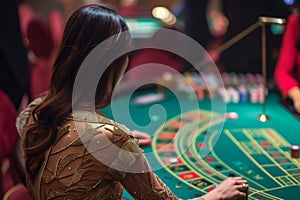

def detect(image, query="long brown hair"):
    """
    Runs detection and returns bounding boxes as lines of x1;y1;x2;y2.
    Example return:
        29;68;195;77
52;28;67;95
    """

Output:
24;4;130;185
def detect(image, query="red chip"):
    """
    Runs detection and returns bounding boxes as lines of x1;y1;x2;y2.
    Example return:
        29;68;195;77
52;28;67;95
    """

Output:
179;172;200;180
260;141;270;146
205;157;214;162
291;145;300;158
197;143;206;148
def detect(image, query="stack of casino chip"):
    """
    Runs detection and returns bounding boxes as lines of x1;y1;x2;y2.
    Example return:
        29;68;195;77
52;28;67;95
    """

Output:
249;85;258;103
162;71;267;103
181;72;208;100
248;84;265;103
217;87;237;103
238;85;248;102
217;87;229;103
219;72;266;104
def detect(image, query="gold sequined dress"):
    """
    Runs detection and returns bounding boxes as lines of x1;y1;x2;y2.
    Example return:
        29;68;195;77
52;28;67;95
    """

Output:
16;98;179;200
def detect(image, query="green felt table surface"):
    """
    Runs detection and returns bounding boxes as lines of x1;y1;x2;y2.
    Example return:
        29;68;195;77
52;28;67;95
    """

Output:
101;89;300;200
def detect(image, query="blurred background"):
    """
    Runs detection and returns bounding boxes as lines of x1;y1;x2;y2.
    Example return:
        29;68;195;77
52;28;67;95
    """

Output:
0;0;296;126
18;1;296;78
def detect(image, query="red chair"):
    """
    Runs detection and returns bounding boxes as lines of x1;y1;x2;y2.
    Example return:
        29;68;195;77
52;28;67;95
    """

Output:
47;10;65;69
0;91;19;198
26;18;54;99
18;3;36;47
47;10;64;50
2;184;31;200
27;18;54;59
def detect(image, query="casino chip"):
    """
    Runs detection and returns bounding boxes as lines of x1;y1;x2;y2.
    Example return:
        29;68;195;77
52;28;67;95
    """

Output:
169;157;179;164
225;112;238;120
290;145;300;158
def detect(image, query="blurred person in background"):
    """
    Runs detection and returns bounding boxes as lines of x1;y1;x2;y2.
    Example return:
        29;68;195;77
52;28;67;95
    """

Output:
219;0;290;76
274;1;300;113
181;0;228;72
0;0;29;109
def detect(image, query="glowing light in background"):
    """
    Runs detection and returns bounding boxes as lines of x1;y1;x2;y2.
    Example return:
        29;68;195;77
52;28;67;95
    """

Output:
283;0;296;5
152;6;169;19
152;6;177;26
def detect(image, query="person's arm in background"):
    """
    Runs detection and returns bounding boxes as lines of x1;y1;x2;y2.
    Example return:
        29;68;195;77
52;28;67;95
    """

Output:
287;87;300;113
206;0;228;38
274;14;300;112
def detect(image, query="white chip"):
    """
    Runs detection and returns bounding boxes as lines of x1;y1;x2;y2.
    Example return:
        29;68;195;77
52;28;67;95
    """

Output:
225;112;239;120
169;157;179;164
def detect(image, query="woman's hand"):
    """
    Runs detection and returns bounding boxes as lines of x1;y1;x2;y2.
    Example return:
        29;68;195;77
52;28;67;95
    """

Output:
131;130;151;147
200;177;248;200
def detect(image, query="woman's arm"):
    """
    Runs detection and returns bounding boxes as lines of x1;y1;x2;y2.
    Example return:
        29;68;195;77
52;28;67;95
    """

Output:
93;123;248;200
115;138;248;200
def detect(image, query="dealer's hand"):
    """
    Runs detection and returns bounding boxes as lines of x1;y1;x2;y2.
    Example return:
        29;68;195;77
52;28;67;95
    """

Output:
288;87;300;113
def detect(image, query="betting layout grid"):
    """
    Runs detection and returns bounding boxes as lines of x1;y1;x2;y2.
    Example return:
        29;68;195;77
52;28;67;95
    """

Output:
152;110;300;200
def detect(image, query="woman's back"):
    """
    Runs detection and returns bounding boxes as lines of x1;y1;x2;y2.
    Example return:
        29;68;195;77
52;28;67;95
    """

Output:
40;114;127;199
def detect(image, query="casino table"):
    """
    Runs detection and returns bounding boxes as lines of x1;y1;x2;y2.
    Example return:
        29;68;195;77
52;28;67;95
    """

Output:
101;88;300;200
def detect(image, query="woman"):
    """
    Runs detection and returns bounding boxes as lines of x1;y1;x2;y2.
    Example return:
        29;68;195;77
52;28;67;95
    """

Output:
274;12;300;113
17;4;248;200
